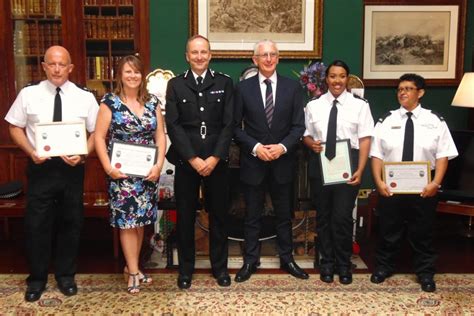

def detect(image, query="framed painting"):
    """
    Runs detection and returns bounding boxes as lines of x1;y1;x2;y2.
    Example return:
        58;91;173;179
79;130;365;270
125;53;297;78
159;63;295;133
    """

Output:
189;0;323;59
362;0;466;86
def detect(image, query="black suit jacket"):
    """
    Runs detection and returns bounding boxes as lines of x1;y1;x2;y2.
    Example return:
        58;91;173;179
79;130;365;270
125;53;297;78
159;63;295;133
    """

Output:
165;69;234;168
233;73;305;185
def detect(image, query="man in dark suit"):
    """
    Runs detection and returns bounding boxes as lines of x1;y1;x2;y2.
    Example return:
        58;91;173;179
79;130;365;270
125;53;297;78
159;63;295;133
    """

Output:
165;35;234;289
233;39;308;282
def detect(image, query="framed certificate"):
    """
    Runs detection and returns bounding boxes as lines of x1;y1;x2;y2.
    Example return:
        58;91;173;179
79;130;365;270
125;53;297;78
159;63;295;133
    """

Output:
35;121;88;157
383;161;431;194
319;139;353;185
110;141;157;178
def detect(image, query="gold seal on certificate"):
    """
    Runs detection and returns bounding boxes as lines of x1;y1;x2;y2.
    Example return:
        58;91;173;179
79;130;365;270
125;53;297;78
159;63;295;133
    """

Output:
35;121;88;157
383;161;431;194
319;139;353;185
110;141;157;178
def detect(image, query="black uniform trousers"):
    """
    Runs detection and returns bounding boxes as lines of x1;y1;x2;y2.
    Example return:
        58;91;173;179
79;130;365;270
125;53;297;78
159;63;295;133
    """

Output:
25;158;85;287
310;149;360;272
374;194;438;277
242;169;294;265
175;162;230;277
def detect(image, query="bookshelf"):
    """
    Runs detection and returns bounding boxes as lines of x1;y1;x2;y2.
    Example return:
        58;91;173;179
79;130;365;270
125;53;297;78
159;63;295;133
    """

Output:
0;0;150;143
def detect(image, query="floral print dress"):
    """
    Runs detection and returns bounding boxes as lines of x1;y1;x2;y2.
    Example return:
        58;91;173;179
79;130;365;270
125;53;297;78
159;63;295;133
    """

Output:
101;92;159;229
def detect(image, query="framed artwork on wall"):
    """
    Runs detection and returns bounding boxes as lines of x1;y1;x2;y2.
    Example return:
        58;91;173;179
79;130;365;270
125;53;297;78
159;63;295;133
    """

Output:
362;0;466;86
189;0;323;59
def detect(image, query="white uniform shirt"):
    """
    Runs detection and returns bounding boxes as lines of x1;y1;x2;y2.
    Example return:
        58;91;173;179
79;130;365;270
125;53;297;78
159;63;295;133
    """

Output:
304;90;374;149
370;104;458;169
5;80;99;147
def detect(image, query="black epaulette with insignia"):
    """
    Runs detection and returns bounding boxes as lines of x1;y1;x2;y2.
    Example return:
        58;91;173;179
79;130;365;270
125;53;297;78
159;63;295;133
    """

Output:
353;94;368;103
217;71;230;78
430;110;445;121
378;111;392;123
73;82;93;93
24;81;41;88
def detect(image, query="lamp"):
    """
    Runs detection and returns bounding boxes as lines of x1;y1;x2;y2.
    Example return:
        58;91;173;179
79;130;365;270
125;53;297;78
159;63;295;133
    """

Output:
452;72;474;108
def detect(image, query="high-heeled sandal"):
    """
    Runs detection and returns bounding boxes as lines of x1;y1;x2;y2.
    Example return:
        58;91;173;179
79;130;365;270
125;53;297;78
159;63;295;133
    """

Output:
125;272;140;294
124;266;152;285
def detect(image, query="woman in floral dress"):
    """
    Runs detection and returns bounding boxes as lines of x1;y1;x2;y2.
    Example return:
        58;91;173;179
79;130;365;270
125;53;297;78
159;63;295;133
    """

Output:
94;55;166;294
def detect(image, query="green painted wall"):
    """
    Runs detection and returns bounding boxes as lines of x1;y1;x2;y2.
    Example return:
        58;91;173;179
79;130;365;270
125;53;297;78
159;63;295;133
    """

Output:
150;0;474;187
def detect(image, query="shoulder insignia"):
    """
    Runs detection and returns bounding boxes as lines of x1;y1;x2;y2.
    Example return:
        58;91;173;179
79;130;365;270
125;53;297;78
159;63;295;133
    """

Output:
378;111;392;123
182;70;190;78
217;71;230;78
430;110;445;122
209;69;215;78
24;81;41;88
73;82;93;93
353;94;368;103
309;94;322;102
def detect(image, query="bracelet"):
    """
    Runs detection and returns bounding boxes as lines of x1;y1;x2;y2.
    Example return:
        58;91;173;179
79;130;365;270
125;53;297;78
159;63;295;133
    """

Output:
432;181;441;189
106;167;114;175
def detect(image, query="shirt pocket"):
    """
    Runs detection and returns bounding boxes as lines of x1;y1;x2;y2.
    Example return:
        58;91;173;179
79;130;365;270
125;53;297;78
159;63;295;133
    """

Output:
26;103;42;124
340;112;358;135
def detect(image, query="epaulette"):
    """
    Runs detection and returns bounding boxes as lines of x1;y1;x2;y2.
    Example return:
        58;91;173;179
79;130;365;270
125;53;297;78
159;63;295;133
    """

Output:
353;94;368;103
309;94;322;102
430;110;445;122
24;81;41;88
73;82;93;93
216;71;230;78
377;111;392;123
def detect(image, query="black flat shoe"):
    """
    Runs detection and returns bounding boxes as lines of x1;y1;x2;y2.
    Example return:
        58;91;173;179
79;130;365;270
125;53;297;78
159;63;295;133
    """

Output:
281;261;309;280
319;267;334;283
370;269;392;284
177;275;192;289
25;285;45;302
57;280;78;297
338;269;352;285
235;263;257;283
418;276;436;292
214;272;231;287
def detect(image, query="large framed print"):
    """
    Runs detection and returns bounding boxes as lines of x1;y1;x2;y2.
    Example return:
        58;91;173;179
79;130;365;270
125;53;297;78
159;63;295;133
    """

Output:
110;141;157;178
189;0;323;59
383;161;431;194
362;0;466;86
319;139;353;186
35;121;88;157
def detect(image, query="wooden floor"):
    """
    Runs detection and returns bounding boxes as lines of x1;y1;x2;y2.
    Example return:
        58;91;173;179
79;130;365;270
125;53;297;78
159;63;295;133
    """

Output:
0;213;473;274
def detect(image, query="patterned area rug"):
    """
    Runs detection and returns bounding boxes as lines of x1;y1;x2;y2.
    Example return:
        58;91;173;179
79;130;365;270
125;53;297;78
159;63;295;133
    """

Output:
0;273;473;315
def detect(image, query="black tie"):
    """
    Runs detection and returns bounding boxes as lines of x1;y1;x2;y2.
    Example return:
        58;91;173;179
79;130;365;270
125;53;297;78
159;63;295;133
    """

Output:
196;76;203;88
53;87;62;122
264;79;274;127
402;112;414;161
325;99;338;160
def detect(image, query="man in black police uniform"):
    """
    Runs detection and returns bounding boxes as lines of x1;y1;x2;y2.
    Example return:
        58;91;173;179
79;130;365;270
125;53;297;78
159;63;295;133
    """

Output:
165;35;234;289
4;46;98;301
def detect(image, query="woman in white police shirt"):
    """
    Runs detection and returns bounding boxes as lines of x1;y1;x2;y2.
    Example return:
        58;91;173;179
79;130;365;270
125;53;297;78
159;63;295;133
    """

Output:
303;60;374;285
369;73;458;292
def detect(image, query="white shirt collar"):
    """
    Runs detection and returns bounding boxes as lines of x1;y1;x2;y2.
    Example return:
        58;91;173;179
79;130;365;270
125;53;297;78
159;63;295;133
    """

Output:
325;89;349;105
192;70;207;83
258;71;277;84
399;104;421;118
45;80;70;94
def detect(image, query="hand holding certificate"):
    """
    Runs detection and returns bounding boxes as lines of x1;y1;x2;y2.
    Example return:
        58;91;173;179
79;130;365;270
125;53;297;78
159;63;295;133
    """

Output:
35;121;88;157
319;139;353;185
110;141;157;178
383;162;431;194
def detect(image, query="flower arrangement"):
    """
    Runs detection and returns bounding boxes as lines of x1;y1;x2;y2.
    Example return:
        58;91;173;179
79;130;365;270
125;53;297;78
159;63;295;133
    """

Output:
294;61;327;98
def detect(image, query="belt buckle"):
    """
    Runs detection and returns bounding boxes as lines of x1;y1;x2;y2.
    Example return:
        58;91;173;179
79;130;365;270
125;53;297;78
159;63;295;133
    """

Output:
200;125;207;139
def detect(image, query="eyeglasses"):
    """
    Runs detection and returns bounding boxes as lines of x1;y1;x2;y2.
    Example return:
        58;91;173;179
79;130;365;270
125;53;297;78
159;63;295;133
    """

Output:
256;52;278;59
397;87;418;93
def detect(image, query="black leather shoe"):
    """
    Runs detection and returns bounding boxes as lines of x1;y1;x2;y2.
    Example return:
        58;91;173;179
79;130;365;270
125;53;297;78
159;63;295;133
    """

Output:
319;267;334;283
338;269;352;285
281;261;309;280
57;281;78;297
214;272;231;287
177;275;192;289
235;263;257;283
418;276;436;292
370;270;392;284
25;284;45;302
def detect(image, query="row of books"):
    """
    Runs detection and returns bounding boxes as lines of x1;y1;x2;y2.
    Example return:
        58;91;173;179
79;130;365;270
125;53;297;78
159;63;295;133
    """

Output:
84;0;133;6
11;0;61;17
84;16;134;39
13;22;62;55
86;56;122;80
15;64;43;90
